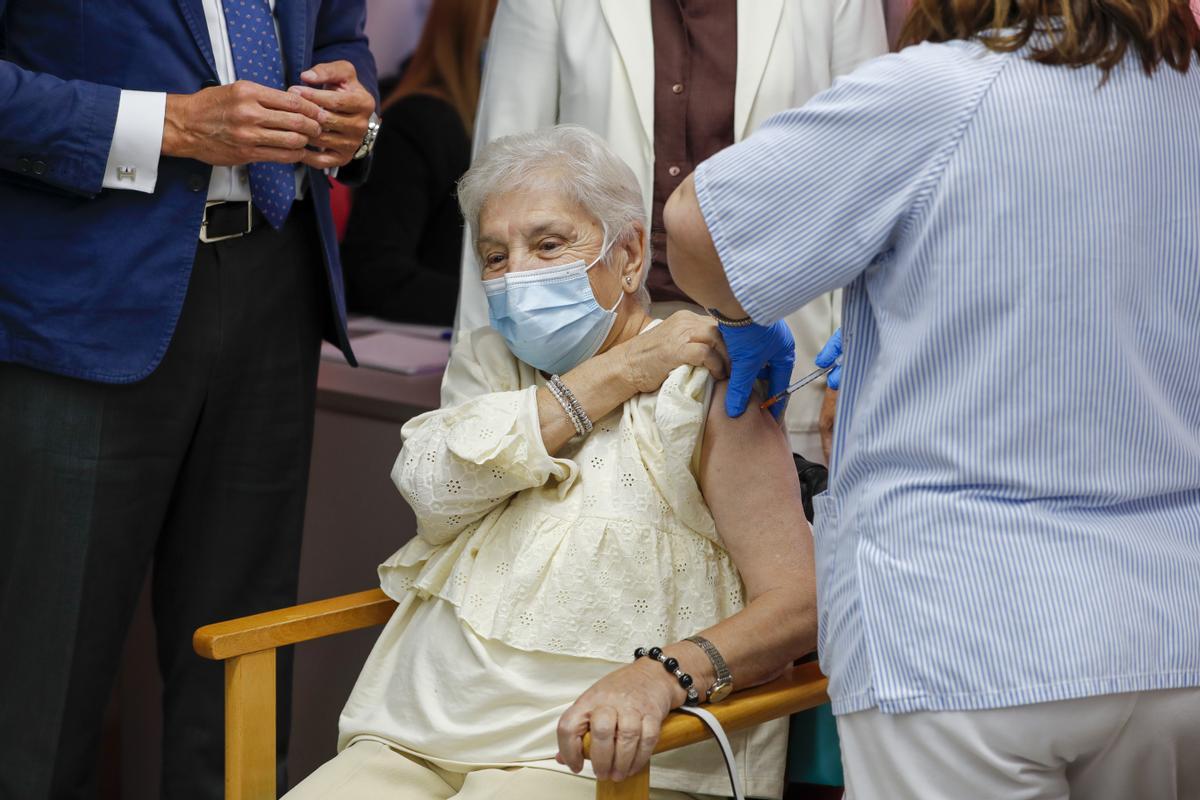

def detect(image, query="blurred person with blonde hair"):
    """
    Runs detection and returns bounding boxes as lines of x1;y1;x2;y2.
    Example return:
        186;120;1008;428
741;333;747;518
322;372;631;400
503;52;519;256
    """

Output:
340;0;498;325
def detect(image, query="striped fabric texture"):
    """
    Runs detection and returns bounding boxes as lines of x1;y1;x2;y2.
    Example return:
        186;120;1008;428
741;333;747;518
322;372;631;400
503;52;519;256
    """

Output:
695;39;1200;715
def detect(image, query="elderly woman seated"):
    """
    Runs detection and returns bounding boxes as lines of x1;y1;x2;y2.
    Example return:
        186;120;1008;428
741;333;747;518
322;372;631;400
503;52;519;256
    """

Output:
285;125;816;800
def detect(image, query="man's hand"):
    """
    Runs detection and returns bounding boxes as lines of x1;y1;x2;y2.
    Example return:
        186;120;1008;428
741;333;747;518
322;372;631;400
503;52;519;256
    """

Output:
819;386;837;463
288;60;376;169
816;329;842;461
162;81;326;166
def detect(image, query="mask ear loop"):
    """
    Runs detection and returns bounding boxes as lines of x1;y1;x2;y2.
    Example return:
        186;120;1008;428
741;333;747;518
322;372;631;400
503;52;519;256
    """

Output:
584;223;614;271
584;223;627;313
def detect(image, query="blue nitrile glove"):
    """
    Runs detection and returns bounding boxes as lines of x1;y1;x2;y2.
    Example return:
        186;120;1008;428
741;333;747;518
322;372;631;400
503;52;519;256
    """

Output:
815;329;843;390
720;321;795;420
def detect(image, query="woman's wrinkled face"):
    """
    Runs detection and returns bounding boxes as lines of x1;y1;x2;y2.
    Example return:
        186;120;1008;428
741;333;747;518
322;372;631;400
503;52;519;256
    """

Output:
476;186;623;309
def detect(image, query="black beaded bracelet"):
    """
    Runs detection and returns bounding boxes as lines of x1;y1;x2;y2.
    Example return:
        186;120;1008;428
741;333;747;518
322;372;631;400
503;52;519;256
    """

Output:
634;646;701;706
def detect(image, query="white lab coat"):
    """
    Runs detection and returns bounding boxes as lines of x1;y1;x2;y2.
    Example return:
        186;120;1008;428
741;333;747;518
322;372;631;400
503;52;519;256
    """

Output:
455;0;888;446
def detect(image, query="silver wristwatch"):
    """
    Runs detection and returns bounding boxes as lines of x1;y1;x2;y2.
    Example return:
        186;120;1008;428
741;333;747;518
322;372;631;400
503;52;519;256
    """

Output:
353;112;381;160
686;635;733;703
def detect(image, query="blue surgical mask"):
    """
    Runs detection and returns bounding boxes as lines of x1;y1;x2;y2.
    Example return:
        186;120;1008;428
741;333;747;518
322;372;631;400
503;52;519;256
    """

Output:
483;234;620;374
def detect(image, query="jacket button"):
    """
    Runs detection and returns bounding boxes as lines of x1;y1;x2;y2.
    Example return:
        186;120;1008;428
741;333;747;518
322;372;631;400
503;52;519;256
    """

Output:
18;158;31;173
188;174;206;192
32;161;46;176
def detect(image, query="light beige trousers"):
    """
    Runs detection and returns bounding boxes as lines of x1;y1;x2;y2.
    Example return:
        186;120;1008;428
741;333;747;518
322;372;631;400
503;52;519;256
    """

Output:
283;740;706;800
839;687;1200;800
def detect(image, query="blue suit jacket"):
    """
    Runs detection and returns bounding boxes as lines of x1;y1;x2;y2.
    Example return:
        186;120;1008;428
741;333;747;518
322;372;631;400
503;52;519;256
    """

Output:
0;0;377;383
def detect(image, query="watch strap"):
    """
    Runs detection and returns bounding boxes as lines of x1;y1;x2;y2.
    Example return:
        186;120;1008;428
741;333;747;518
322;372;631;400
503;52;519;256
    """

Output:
686;635;732;700
354;112;381;160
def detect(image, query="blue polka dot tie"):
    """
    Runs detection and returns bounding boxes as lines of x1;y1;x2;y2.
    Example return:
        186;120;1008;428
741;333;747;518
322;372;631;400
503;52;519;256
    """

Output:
221;0;295;229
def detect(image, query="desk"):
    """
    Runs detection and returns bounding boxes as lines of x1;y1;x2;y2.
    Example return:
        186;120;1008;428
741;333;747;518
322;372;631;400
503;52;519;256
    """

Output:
315;356;441;423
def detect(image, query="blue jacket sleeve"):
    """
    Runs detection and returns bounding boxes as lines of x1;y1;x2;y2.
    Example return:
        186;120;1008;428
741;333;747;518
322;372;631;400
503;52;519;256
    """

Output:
0;0;120;197
0;60;120;197
310;0;378;187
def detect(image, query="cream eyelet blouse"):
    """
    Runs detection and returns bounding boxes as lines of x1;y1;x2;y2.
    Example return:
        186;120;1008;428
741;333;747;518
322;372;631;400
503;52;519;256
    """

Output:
337;326;787;799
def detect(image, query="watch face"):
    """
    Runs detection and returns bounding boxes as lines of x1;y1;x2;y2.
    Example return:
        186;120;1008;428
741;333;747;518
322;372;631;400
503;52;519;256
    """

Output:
709;680;734;703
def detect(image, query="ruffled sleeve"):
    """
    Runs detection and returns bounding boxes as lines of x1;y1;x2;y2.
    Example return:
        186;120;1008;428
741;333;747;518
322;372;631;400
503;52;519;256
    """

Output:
391;329;576;546
628;363;719;542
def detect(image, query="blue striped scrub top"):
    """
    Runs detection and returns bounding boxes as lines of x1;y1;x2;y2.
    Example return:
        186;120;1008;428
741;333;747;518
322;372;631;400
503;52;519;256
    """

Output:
694;39;1200;715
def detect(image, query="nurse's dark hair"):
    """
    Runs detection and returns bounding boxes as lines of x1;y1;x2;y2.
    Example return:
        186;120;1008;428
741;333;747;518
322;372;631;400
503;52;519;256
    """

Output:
899;0;1200;76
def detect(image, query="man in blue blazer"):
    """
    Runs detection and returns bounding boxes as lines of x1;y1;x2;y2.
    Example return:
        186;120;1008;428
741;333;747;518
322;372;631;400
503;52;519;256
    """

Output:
0;1;378;797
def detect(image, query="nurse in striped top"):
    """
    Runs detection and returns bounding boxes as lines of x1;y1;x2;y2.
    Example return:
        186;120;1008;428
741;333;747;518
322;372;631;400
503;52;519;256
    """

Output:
665;1;1200;797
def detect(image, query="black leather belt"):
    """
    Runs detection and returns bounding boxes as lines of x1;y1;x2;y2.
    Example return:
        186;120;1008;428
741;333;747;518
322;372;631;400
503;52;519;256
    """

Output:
200;201;267;243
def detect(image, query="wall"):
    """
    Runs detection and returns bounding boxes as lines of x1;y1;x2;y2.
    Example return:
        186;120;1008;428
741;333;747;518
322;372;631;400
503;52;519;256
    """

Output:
364;0;431;79
885;0;909;49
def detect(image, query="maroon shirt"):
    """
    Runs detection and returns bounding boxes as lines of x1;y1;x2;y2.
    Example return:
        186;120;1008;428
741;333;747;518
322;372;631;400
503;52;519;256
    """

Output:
648;0;738;303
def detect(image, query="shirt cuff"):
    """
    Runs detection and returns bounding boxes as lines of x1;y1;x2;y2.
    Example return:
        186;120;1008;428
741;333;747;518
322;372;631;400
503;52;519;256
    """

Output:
102;90;166;194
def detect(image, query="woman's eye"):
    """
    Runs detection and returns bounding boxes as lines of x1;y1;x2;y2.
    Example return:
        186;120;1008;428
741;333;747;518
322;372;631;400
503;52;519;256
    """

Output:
484;253;506;268
539;239;564;253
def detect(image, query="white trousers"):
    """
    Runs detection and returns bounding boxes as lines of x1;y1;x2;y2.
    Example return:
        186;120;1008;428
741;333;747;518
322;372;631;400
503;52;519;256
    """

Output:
838;688;1200;800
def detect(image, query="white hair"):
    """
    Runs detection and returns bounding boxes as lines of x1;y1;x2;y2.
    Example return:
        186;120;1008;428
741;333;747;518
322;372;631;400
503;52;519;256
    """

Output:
457;124;651;306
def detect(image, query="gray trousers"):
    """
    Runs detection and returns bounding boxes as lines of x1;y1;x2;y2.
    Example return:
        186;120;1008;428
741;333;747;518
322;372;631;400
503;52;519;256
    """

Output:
0;203;325;800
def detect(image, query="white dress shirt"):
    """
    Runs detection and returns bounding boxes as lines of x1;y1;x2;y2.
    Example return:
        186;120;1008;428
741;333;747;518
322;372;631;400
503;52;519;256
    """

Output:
102;0;303;200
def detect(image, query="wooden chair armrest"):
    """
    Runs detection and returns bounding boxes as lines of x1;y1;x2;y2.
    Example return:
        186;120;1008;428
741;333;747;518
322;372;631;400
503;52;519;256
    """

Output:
586;661;830;799
193;587;397;661
654;660;829;753
199;590;827;800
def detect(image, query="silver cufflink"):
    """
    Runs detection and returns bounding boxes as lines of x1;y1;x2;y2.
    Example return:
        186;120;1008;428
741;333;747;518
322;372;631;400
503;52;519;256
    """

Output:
117;166;137;181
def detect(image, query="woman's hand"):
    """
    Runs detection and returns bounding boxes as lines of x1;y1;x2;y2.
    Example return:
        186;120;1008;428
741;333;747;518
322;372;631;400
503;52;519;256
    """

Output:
555;659;682;782
537;312;727;455
617;311;729;394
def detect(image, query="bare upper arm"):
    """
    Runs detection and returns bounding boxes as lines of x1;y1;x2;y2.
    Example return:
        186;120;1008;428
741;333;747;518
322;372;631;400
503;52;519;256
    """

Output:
698;382;814;602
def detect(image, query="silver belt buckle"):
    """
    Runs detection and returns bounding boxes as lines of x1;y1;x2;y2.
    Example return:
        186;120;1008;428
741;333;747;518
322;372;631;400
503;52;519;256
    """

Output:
199;201;254;243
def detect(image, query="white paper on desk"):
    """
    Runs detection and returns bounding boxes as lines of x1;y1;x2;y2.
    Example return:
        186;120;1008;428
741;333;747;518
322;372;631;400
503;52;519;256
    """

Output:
320;331;450;374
